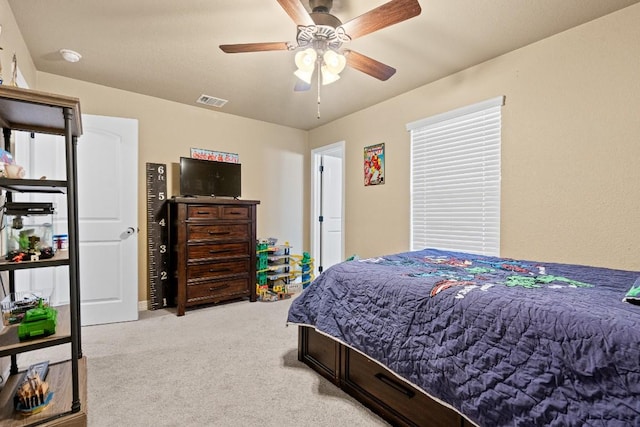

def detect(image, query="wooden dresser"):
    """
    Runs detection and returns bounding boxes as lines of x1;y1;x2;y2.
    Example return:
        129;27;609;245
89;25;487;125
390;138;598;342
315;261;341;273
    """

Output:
168;197;260;316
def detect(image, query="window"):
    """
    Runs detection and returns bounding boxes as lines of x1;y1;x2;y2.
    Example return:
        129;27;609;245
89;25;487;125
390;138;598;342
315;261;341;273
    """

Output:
406;96;504;256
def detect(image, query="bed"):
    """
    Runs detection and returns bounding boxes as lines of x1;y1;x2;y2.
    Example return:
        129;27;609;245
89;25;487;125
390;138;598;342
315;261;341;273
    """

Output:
287;248;640;426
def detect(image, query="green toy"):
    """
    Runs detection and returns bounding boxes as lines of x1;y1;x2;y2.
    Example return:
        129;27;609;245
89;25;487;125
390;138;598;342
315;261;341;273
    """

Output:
18;299;57;341
301;252;312;289
624;282;640;305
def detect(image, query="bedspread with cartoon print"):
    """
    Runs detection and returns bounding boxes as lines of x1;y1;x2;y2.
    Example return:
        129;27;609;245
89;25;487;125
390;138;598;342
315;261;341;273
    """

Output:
287;248;640;426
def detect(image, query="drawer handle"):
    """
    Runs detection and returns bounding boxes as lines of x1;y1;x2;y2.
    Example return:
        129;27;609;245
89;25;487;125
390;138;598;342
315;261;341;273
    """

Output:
228;212;241;215
209;249;233;254
209;284;231;292
197;211;209;214
208;231;231;235
374;373;415;398
209;268;232;273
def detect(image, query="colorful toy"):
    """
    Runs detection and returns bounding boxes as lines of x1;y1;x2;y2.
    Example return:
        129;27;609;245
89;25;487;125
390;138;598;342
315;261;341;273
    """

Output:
14;361;53;415
300;252;313;289
288;252;315;289
255;240;315;300
0;148;14;165
18;299;58;341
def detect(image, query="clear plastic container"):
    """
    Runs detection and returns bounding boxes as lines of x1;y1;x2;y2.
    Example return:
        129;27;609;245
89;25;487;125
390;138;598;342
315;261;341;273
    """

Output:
3;202;55;261
1;289;52;326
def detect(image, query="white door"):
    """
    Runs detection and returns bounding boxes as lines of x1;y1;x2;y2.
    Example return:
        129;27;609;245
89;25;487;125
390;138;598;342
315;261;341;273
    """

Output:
13;115;139;325
311;142;344;274
76;115;138;325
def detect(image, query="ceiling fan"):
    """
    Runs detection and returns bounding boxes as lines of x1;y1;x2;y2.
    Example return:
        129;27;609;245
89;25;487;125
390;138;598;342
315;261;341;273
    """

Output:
219;0;422;88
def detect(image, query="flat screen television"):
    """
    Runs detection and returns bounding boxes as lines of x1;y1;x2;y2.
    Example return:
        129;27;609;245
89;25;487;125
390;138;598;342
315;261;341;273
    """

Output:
179;157;241;198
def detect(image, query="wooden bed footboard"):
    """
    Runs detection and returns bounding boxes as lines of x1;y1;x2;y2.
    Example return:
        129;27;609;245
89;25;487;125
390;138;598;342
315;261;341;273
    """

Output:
298;326;474;427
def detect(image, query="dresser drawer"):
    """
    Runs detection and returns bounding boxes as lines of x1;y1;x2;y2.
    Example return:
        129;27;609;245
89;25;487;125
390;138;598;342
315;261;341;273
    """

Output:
188;259;249;281
221;205;250;220
187;205;251;220
343;348;461;427
300;327;339;383
186;277;250;304
188;205;221;219
188;223;249;241
188;242;250;261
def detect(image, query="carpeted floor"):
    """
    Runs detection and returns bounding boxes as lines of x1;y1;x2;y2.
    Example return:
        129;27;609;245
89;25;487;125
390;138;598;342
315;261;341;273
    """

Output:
21;296;387;426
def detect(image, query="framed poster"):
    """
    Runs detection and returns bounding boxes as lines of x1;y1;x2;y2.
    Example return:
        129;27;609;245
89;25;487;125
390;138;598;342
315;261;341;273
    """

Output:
190;147;239;163
364;143;385;186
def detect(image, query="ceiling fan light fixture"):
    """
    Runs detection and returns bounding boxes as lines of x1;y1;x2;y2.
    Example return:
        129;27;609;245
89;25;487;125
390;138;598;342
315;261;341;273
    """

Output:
294;48;317;71
219;0;423;120
322;50;346;74
321;66;340;85
294;68;314;84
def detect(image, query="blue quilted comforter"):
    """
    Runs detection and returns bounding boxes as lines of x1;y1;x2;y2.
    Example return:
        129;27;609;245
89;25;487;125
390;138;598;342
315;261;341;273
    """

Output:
287;248;640;426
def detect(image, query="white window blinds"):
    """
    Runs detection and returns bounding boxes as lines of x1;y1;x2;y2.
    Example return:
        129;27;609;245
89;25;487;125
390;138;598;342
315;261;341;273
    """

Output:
406;96;504;256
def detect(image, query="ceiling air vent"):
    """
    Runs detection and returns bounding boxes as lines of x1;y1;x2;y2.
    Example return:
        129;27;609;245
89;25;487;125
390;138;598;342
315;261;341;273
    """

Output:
196;94;228;108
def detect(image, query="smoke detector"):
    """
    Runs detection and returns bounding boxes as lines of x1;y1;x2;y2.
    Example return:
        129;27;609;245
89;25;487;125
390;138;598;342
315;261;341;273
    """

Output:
60;49;82;63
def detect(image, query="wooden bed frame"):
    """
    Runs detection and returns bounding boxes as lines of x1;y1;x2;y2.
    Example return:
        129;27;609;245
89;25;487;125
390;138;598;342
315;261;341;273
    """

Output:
298;326;475;427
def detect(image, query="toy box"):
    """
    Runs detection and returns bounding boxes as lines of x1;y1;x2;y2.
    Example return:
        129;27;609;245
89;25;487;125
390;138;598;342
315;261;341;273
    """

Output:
1;290;52;326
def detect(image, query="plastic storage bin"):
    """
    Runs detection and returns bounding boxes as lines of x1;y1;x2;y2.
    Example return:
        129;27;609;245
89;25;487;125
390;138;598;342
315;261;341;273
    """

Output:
1;289;52;326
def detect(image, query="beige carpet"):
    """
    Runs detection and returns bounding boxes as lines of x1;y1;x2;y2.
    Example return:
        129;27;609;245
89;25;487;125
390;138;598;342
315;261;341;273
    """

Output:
21;295;387;426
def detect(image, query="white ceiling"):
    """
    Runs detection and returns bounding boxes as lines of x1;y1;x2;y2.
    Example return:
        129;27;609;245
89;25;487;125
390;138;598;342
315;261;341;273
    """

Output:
8;0;640;130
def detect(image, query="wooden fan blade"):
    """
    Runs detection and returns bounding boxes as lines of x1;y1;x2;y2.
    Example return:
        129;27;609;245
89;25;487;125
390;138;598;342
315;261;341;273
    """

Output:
344;50;396;81
219;42;291;53
340;0;422;40
276;0;315;26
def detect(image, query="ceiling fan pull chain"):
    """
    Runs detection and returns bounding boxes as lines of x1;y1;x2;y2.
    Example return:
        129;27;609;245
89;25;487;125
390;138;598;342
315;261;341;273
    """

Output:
317;61;322;119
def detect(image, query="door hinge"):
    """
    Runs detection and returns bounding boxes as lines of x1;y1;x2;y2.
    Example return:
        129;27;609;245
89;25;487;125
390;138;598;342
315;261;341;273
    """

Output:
318;215;324;222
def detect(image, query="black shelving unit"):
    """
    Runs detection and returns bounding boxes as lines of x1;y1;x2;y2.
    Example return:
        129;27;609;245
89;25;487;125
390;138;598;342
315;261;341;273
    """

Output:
0;86;86;426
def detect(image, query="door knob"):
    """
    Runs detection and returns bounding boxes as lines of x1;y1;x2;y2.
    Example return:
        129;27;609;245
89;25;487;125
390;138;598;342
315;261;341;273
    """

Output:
126;227;136;235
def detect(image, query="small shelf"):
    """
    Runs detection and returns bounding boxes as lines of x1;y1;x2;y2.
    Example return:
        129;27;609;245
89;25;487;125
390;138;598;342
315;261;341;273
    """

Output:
0;251;70;272
0;178;67;194
1;85;84;426
0;357;87;427
0;86;82;137
0;305;71;358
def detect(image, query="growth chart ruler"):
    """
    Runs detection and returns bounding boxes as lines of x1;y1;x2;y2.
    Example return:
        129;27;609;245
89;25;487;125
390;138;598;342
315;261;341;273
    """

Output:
146;162;169;310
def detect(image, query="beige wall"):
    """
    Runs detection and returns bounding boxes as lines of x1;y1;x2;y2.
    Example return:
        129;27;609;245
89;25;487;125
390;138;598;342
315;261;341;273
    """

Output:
32;73;310;303
0;0;36;86
308;3;640;271
3;0;309;304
